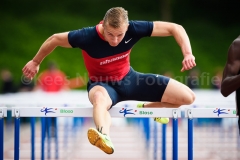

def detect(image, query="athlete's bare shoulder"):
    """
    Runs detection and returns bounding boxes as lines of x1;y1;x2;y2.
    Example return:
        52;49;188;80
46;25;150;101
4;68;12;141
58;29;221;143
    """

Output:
227;36;240;59
236;35;240;40
232;35;240;46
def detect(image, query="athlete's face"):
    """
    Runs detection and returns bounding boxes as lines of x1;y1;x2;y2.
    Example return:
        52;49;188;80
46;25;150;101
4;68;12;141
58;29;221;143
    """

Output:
103;23;128;47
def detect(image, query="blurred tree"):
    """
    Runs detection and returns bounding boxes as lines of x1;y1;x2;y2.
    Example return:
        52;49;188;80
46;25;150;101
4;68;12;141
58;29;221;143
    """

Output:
160;0;172;21
0;0;239;89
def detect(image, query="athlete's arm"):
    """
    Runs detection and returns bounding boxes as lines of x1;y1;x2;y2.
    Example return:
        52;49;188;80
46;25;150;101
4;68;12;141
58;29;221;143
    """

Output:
32;32;71;64
221;39;240;97
151;21;196;72
22;32;71;79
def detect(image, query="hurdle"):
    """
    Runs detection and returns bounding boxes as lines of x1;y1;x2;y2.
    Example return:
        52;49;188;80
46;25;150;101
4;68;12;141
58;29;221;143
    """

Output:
0;107;7;160
185;108;238;160
10;106;181;160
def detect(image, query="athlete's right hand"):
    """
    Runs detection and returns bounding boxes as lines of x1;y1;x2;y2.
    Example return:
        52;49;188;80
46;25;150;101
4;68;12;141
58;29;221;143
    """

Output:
22;60;40;80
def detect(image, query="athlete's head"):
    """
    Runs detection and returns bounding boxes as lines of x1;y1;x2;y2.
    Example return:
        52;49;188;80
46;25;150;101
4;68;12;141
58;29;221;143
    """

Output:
103;7;129;47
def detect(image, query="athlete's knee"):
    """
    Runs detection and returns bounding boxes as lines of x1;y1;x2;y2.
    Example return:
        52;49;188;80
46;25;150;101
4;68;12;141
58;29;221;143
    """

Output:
184;90;195;104
90;89;112;109
92;90;106;103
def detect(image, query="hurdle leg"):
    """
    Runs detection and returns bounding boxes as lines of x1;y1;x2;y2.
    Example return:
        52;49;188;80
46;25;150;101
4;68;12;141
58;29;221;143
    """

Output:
153;122;157;160
47;118;51;159
0;116;4;160
14;117;20;160
6;110;12;132
31;117;35;160
54;117;58;159
172;118;178;160
64;118;68;149
72;117;78;134
41;118;46;160
13;108;20;160
188;118;193;160
162;124;166;160
143;118;150;149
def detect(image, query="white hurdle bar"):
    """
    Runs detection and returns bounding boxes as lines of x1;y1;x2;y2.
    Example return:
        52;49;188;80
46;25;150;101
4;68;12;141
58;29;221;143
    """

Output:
185;108;238;160
0;107;7;160
11;106;181;118
11;106;181;160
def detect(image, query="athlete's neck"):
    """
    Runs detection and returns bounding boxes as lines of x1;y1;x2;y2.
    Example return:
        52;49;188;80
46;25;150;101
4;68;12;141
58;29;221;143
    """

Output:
98;24;104;35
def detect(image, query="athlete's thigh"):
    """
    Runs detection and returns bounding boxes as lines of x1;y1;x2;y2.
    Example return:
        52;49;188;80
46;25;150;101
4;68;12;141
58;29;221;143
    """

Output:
87;81;121;108
125;71;170;102
161;78;195;105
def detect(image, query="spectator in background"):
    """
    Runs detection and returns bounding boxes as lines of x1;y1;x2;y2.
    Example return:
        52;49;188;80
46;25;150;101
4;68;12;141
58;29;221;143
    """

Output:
186;68;200;89
0;69;16;94
18;75;35;92
35;61;69;92
0;69;16;127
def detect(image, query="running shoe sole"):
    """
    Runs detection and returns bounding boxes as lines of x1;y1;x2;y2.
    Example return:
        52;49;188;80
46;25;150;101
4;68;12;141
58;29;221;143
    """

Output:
87;128;114;154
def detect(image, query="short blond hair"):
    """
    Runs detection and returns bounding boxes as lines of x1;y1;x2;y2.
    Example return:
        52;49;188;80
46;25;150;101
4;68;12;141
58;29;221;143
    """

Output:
103;7;128;28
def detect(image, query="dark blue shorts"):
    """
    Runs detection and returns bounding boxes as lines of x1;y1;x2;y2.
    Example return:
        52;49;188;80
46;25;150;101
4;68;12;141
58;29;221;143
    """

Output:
87;67;170;107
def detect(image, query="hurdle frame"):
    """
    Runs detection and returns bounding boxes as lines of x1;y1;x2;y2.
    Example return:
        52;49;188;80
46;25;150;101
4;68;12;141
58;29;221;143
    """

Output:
10;106;181;160
0;107;7;160
185;108;238;160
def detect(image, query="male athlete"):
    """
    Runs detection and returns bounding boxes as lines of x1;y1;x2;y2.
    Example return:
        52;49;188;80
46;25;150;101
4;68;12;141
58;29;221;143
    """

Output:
22;7;196;154
221;36;240;134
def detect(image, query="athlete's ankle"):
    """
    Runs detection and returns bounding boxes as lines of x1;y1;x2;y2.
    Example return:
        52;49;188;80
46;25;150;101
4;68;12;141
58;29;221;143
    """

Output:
142;103;146;107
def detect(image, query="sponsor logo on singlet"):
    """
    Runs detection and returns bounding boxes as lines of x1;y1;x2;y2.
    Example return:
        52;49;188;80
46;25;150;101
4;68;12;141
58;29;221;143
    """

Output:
100;53;129;65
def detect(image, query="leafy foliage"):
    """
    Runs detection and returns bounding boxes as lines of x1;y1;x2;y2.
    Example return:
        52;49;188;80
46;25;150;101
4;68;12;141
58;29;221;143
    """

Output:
0;0;239;89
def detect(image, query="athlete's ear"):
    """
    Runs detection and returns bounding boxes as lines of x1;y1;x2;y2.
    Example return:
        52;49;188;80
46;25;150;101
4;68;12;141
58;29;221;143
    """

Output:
102;20;105;28
125;23;129;30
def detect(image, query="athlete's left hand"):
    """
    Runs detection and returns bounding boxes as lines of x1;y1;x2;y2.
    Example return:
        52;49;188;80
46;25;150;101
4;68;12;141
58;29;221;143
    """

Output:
181;54;196;72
